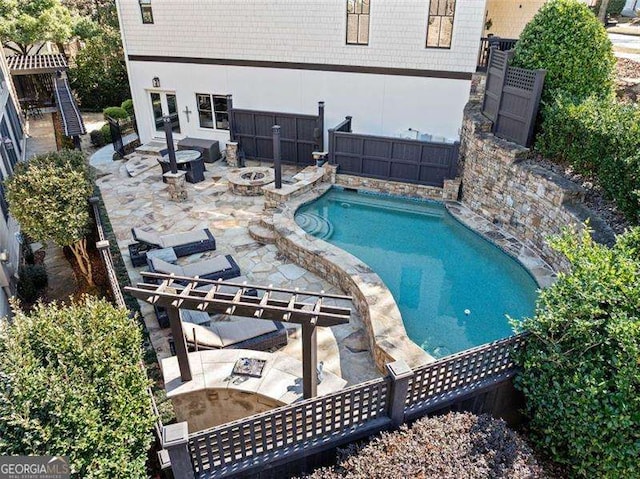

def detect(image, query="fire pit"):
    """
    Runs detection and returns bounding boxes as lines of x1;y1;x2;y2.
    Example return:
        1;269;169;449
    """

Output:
228;167;275;196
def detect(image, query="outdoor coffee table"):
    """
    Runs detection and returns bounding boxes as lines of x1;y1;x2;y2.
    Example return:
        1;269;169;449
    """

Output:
160;149;205;183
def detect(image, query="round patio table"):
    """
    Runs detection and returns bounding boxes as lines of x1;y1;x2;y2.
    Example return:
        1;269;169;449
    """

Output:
159;149;205;183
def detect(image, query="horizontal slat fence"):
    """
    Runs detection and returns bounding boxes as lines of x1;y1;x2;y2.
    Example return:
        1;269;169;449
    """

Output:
180;334;526;478
404;334;526;418
481;48;546;147
189;378;390;478
329;129;459;188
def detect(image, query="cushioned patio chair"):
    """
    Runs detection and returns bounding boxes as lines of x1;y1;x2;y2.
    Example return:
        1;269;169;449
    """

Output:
149;255;240;283
129;227;216;267
148;255;241;327
178;310;288;352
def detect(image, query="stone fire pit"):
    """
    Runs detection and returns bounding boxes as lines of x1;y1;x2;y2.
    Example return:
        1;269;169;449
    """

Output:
228;167;275;196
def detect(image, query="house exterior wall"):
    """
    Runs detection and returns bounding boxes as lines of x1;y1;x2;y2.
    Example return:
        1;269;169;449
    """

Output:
0;51;26;319
117;0;488;146
483;0;595;39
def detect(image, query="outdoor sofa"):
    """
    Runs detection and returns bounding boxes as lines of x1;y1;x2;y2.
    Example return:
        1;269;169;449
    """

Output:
129;227;216;267
176;309;288;352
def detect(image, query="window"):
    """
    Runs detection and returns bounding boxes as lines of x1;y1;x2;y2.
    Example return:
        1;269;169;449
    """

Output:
0;120;16;169
139;0;153;24
426;0;456;49
6;100;23;155
346;0;370;45
0;170;8;221
196;94;228;130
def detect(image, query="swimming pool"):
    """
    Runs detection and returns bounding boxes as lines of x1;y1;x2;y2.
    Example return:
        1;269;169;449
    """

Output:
295;188;538;358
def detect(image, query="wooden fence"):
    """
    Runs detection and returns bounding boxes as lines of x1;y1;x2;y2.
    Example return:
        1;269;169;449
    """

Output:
328;118;459;188
162;334;526;479
481;48;546;147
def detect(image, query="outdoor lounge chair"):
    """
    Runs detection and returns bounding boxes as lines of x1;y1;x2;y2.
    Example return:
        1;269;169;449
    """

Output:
129;227;216;267
147;255;242;327
177;310;288;352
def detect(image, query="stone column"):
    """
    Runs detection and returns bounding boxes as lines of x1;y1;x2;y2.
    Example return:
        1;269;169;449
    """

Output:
443;178;462;201
226;141;239;167
164;170;188;202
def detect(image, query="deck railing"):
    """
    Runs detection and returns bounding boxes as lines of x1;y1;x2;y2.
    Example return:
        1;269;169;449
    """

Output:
477;36;518;71
164;334;526;478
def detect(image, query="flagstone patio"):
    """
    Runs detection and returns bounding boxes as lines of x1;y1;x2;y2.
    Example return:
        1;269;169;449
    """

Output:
94;155;381;386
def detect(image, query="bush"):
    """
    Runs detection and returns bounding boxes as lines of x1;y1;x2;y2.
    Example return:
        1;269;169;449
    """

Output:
512;0;615;103
121;99;134;118
16;265;48;303
100;123;112;144
103;106;129;121
90;129;106;147
301;412;545;478
536;95;640;221
603;0;626;15
0;297;155;478
514;228;640;478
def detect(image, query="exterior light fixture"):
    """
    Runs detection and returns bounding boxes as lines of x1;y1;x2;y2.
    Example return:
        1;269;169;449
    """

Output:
152;77;161;88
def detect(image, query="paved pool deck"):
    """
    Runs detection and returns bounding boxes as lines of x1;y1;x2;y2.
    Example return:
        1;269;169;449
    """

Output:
93;154;381;386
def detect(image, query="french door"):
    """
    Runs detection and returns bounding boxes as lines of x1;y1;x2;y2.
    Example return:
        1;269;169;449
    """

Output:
150;92;181;135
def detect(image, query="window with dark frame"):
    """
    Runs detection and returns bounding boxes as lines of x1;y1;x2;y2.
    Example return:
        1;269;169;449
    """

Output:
426;0;456;49
139;0;154;24
346;0;370;45
196;94;228;130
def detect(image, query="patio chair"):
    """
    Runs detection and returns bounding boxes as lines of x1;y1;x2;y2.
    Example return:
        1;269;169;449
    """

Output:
148;255;242;327
148;255;240;283
178;310;288;352
129;227;216;267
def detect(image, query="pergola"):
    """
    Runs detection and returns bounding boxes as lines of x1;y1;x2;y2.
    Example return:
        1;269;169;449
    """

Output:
125;272;352;399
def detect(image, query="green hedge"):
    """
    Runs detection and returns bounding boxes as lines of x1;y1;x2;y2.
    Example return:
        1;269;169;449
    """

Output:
121;99;134;118
100;123;112;144
512;0;615;103
536;96;640;222
103;106;129;120
514;228;640;478
0;297;155;479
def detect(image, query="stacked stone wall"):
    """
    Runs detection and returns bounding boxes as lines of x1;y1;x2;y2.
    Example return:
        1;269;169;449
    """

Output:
459;101;609;271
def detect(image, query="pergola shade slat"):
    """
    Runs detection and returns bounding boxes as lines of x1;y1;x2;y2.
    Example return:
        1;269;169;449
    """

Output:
7;54;68;75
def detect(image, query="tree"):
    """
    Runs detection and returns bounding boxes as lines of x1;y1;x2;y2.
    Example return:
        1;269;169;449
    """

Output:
5;150;95;286
0;0;73;55
598;0;610;22
63;0;119;30
67;27;130;110
0;297;154;479
512;0;615;103
514;227;640;477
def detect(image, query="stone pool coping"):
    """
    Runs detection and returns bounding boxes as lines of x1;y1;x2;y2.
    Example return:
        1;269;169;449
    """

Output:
271;184;556;373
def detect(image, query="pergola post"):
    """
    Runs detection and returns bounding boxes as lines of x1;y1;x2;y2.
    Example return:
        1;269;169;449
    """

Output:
272;125;282;189
167;307;192;382
301;322;317;399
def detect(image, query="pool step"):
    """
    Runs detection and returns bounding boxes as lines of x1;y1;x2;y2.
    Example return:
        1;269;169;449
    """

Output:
294;212;333;240
248;220;276;244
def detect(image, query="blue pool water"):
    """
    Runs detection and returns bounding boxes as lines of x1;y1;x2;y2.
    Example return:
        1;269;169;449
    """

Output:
295;188;538;358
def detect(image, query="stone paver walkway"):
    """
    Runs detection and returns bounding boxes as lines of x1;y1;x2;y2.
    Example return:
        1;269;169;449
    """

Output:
95;155;381;386
42;243;77;302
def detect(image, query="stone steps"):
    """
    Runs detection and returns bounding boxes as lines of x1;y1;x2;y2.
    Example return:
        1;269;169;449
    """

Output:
248;220;276;244
135;140;178;157
259;215;275;231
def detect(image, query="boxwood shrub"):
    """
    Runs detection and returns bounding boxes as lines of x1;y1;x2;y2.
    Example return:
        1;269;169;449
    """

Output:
512;0;615;103
100;123;112;144
536;95;640;222
121;99;134;118
103;106;129;121
0;297;155;479
514;227;640;478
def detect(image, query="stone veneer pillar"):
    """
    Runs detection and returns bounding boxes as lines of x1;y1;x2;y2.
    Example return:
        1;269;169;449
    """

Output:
226;141;239;167
164;170;188;202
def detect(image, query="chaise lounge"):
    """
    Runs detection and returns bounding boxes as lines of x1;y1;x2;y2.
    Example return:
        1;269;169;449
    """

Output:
129;227;216;267
177;309;288;352
147;255;242;327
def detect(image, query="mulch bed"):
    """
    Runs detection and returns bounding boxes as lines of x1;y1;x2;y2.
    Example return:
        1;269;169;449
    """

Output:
615;58;640;102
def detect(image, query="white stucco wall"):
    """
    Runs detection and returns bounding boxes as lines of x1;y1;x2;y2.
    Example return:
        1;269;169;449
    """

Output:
128;60;471;145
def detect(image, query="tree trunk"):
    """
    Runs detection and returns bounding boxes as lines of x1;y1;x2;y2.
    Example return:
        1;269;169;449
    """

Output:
69;239;94;287
598;0;610;23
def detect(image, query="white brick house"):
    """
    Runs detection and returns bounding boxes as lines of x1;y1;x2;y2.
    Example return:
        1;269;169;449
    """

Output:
116;0;487;150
